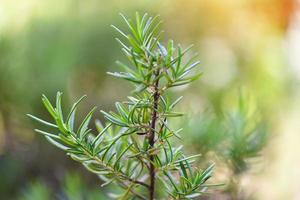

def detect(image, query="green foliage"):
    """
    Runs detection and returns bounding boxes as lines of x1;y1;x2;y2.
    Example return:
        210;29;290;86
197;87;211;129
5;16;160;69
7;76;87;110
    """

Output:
18;173;105;200
222;94;267;174
182;93;268;199
62;172;106;200
28;13;214;199
18;181;51;200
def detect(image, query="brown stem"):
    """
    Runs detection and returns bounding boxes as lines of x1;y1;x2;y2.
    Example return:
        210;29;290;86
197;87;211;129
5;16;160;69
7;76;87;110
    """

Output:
148;69;160;200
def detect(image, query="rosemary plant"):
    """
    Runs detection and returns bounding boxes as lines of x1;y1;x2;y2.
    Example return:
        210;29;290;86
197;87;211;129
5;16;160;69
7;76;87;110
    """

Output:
28;13;215;200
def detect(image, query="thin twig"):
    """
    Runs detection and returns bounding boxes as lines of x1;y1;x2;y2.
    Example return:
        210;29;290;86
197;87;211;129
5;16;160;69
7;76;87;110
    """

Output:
148;69;160;200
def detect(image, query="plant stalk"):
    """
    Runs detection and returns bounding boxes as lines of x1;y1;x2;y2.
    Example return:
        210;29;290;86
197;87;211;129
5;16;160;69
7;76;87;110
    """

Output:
148;69;160;200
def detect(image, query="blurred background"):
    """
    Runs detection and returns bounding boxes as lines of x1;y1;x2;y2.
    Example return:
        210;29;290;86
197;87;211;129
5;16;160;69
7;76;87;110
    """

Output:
0;0;299;199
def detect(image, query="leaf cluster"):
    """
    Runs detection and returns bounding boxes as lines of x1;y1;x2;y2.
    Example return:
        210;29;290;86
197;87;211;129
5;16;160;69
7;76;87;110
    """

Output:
110;13;202;93
28;13;215;200
223;95;267;174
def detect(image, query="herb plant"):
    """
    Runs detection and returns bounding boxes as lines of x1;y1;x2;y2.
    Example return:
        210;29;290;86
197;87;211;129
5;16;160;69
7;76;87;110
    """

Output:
182;93;267;199
28;13;215;200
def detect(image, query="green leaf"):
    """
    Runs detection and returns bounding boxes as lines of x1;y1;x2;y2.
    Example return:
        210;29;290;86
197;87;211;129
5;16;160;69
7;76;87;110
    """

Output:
34;129;59;139
27;114;58;128
101;110;128;127
185;193;202;199
179;161;188;179
166;40;174;64
119;13;141;43
45;136;69;150
113;143;133;169
162;112;184;118
175;154;202;164
41;94;57;119
115;102;129;120
66;95;87;131
169;96;183;109
77;107;97;140
92;123;112;150
111;25;128;39
107;72;143;84
55;91;64;122
164;171;179;192
198;163;214;183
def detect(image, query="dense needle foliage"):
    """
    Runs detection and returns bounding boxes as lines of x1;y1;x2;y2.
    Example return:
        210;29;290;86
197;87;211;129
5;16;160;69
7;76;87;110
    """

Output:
28;13;216;200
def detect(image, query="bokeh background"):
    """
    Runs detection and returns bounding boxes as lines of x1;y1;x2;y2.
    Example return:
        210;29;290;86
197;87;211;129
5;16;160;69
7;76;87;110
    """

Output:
0;0;299;199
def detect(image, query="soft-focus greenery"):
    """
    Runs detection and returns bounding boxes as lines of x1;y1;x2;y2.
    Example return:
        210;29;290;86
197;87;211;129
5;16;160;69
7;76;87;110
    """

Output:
179;92;268;199
0;0;297;199
18;172;105;200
